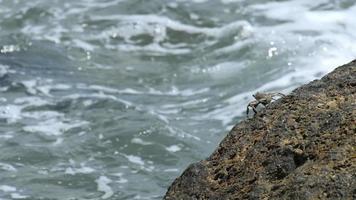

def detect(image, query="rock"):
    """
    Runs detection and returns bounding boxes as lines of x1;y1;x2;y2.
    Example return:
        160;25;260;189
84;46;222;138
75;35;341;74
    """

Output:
164;60;356;200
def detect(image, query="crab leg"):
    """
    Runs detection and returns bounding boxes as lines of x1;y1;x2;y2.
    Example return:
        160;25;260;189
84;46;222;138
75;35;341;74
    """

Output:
246;101;260;115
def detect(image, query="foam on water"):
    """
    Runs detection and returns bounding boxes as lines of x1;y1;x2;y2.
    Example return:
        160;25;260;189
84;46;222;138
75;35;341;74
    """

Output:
125;155;145;166
65;165;95;175
1;0;356;199
91;14;251;37
0;162;17;172
63;93;133;107
131;138;153;146
95;176;114;199
0;133;13;139
21;111;63;119
0;105;22;124
23;118;88;136
0;185;16;192
0;45;20;53
0;64;9;77
10;193;28;199
15;3;253;55
165;145;182;153
163;168;179;172
0;185;28;199
13;97;49;107
88;84;210;97
197;0;356;126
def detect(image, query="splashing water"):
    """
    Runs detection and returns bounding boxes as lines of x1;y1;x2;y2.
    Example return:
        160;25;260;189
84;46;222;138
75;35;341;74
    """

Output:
0;0;356;199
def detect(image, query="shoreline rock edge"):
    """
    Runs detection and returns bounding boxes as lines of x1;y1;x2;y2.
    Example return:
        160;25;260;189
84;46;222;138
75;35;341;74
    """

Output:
164;60;356;200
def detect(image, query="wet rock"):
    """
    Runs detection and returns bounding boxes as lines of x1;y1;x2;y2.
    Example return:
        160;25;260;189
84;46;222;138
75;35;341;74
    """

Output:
164;60;356;200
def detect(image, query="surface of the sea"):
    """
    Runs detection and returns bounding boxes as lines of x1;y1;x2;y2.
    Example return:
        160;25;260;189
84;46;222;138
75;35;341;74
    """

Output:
0;0;355;199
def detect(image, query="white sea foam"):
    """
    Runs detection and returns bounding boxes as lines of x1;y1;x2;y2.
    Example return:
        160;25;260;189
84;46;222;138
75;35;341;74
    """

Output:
91;14;250;39
0;187;28;200
196;1;356;127
65;165;95;175
131;138;153;145
37;83;72;96
0;185;16;192
165;125;201;141
0;162;17;172
95;176;114;199
14;96;49;107
19;79;71;97
165;145;182;153
0;64;9;78
125;155;145;166
0;44;20;53
21;10;251;54
21;80;40;95
0;105;22;123
11;193;28;199
63;93;133;107
163;168;179;172
23;119;88;136
72;39;95;51
0;134;13;139
21;111;63;120
1;0;356;199
251;0;356;64
87;84;209;97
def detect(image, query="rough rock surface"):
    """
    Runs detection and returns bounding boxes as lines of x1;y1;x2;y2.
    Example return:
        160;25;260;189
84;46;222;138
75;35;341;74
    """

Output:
164;60;356;200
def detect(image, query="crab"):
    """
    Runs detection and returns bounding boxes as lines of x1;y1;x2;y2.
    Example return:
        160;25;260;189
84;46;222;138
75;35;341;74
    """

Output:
246;92;285;116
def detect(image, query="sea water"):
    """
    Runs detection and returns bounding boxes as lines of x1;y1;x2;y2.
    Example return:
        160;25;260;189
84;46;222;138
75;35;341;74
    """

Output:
0;0;355;199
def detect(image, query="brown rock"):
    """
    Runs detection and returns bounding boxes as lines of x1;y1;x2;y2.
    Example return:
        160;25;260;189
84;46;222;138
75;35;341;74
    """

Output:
164;60;356;200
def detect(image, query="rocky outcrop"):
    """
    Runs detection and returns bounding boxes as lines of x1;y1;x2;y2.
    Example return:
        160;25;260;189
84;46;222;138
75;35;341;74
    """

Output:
164;60;356;200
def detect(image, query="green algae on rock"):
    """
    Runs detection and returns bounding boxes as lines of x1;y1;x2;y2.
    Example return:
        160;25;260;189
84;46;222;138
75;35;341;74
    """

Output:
164;60;356;200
